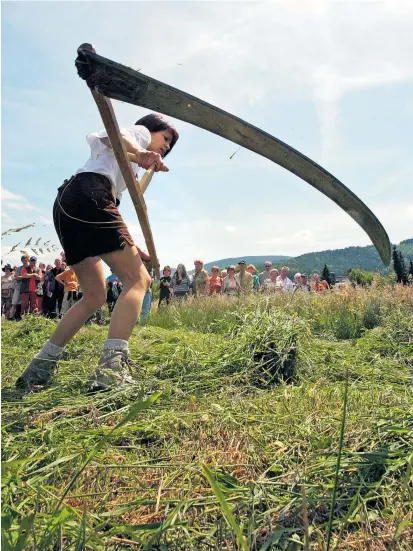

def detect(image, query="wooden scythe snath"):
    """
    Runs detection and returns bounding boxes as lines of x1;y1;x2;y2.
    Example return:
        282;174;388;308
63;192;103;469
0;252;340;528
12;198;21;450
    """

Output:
75;43;392;266
76;44;160;277
90;89;160;278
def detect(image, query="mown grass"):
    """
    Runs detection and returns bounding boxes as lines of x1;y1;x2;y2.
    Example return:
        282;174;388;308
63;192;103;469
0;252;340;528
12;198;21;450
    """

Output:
2;285;413;550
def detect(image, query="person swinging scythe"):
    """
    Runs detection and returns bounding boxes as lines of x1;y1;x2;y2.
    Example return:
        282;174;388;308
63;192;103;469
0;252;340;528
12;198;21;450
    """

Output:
16;44;391;392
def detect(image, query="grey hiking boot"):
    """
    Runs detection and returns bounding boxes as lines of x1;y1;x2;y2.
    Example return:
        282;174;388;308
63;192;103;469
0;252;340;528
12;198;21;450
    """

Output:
15;356;59;390
88;349;135;393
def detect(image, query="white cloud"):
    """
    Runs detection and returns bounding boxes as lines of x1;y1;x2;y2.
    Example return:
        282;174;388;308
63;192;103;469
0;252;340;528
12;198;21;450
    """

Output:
1;211;12;222
1;188;25;201
225;225;236;233
39;216;53;225
6;202;40;212
1;187;41;214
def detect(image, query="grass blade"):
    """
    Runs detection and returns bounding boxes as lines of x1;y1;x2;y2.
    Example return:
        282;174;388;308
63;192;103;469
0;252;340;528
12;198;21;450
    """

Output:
202;464;248;551
326;367;349;551
39;392;162;547
57;391;162;508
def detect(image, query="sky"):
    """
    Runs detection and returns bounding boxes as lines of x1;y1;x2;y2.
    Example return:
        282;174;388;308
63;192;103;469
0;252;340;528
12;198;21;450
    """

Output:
1;0;413;272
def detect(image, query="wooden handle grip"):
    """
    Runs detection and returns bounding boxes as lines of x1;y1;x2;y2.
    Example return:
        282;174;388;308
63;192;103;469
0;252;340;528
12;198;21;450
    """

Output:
126;152;139;164
140;165;155;194
127;153;155;194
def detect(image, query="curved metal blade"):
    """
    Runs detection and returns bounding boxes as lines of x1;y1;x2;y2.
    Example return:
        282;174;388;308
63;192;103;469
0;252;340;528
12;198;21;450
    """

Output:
76;45;391;265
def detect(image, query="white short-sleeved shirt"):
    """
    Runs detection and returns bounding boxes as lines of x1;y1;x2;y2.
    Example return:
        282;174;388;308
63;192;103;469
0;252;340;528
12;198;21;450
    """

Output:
75;125;151;201
276;276;294;293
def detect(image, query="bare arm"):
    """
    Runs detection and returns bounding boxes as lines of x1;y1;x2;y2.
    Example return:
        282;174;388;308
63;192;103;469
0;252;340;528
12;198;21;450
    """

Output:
54;272;66;284
100;135;144;155
99;135;168;172
21;268;38;279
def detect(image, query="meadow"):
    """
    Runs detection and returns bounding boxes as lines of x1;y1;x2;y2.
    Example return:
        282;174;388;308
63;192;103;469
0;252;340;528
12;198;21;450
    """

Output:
2;285;412;550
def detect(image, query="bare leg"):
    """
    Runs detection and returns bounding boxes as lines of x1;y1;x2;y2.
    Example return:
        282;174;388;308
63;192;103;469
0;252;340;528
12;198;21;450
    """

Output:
101;245;150;341
16;258;107;389
49;257;106;347
85;245;150;391
17;247;149;390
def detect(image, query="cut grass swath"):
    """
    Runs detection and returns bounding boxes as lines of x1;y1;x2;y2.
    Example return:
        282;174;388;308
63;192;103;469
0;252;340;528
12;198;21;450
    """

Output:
326;366;349;551
39;392;162;548
202;464;249;551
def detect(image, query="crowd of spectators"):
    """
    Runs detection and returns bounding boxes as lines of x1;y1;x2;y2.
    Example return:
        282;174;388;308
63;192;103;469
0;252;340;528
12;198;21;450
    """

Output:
153;259;331;313
1;254;331;323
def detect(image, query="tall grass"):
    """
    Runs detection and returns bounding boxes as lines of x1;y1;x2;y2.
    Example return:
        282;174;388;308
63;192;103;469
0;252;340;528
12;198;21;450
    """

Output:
2;284;412;550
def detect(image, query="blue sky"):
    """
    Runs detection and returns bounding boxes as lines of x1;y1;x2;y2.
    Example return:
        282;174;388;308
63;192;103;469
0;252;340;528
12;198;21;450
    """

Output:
2;0;412;271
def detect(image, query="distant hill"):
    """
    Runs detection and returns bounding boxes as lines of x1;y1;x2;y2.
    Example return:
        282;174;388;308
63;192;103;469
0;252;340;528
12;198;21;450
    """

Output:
204;239;413;276
399;238;413;256
204;255;290;271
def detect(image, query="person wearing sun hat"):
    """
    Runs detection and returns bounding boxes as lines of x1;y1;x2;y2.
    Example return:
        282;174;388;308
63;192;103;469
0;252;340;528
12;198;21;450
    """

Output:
9;254;30;320
236;260;253;294
2;263;15;319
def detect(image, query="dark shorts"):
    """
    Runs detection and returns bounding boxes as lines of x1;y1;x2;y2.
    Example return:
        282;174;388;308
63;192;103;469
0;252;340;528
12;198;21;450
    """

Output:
53;173;134;266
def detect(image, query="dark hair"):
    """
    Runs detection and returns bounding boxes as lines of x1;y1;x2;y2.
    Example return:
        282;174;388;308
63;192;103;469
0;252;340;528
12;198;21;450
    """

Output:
173;263;188;282
135;114;179;157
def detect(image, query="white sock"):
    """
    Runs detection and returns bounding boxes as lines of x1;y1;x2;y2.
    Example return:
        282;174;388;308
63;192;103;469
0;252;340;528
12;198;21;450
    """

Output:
37;340;65;359
103;339;129;352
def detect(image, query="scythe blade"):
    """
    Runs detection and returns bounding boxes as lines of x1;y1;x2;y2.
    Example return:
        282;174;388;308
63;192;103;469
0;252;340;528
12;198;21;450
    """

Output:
76;44;391;265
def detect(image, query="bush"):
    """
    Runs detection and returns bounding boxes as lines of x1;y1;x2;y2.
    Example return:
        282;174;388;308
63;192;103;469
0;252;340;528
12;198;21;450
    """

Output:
348;268;374;286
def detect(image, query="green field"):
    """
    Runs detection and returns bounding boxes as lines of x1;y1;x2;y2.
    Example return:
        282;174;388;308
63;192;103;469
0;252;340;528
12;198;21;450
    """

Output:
2;286;413;550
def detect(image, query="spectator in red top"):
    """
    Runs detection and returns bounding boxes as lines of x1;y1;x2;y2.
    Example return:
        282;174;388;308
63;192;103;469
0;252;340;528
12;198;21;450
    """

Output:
321;279;330;291
208;266;222;295
312;273;324;292
20;256;42;314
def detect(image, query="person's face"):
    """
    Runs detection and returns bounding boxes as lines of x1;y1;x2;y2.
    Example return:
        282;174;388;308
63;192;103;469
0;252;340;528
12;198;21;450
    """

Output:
264;263;272;271
281;268;288;279
211;268;219;276
221;271;227;278
194;261;202;272
164;269;171;277
148;129;174;157
247;267;254;274
302;276;308;284
228;269;235;277
4;268;11;275
239;264;246;272
30;259;37;269
313;274;320;281
270;271;278;282
55;259;62;268
39;263;45;270
61;262;67;270
22;257;29;267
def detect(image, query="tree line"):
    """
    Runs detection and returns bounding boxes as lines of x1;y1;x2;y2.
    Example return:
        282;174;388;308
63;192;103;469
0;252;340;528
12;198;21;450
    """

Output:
319;246;413;287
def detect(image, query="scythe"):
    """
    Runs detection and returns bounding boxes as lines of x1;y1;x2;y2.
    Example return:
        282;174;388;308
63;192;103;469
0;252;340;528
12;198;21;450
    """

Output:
75;44;391;267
